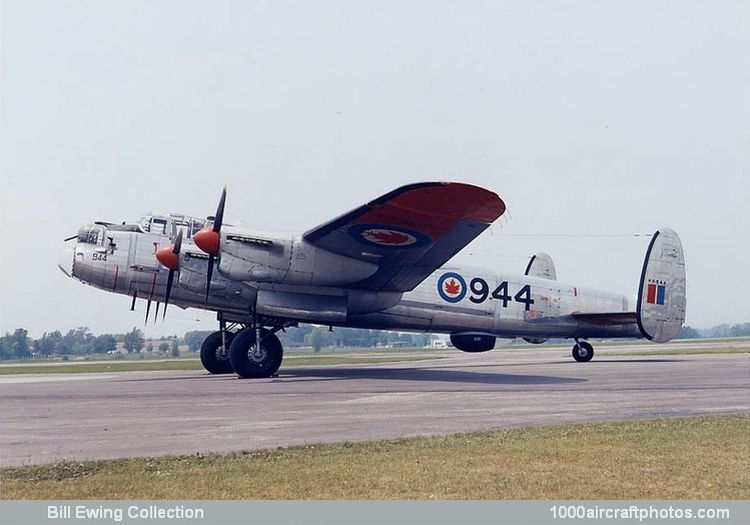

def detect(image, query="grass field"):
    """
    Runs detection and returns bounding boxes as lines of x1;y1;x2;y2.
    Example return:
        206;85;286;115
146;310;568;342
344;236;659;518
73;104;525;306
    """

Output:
0;355;440;375
3;415;748;500
0;346;447;366
608;346;750;357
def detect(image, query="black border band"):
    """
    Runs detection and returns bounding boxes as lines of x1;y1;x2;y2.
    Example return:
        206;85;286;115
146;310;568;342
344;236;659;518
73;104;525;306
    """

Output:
635;230;661;340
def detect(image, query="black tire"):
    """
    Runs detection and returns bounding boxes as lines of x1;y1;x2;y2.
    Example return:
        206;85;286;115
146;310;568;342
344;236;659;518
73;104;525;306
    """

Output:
200;331;235;374
572;341;594;362
228;328;283;379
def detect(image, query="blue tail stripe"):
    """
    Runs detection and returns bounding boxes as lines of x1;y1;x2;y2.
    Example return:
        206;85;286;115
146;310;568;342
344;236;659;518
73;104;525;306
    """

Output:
656;285;666;305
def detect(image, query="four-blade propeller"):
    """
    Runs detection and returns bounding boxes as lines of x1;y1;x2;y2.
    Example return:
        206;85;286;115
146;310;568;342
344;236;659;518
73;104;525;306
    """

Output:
148;186;225;321
193;186;227;306
155;228;183;319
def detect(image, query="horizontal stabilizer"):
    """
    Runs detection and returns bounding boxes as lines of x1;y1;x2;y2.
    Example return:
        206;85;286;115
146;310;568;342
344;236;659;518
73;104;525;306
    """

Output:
572;312;637;325
524;252;556;280
636;228;686;343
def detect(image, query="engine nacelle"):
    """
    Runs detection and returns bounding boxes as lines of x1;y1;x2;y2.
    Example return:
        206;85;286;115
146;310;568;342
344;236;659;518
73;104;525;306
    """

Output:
450;333;496;353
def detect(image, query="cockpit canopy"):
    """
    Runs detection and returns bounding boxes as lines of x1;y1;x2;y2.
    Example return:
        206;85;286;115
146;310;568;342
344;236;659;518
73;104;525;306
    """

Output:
77;225;106;245
76;214;208;245
139;213;207;240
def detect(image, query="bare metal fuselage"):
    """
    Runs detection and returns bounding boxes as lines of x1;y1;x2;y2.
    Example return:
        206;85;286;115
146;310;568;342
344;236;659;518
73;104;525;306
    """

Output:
61;221;639;341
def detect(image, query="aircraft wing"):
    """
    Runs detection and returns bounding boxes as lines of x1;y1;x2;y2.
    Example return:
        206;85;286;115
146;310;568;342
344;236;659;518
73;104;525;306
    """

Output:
303;182;506;292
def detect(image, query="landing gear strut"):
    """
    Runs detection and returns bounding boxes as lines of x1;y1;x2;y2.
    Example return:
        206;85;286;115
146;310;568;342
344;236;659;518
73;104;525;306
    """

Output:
572;340;594;362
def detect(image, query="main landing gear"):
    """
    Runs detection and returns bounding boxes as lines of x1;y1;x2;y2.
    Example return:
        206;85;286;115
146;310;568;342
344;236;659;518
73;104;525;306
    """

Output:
572;339;594;362
228;328;283;379
200;330;236;374
199;316;285;378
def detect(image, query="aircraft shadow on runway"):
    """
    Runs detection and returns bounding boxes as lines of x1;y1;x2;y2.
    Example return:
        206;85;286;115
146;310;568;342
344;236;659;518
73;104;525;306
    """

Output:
279;366;587;385
116;358;680;385
420;358;682;370
584;358;682;363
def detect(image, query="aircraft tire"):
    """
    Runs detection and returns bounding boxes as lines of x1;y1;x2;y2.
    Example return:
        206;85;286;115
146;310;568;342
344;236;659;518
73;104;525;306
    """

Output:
228;328;283;379
572;341;594;362
200;331;235;374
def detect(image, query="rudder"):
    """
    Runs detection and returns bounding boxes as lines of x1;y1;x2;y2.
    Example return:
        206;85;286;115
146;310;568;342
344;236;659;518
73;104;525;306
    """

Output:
636;228;686;342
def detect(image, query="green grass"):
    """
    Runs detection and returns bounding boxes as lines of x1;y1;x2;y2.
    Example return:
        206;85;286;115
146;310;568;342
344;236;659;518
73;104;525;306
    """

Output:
285;355;441;367
0;355;440;375
288;346;445;355
608;346;750;357
2;415;748;500
0;360;204;374
0;352;199;365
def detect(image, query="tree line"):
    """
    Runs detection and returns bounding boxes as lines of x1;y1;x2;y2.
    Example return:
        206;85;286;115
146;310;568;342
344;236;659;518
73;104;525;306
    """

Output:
2;322;749;361
0;327;178;361
678;322;750;339
183;325;432;353
1;325;433;360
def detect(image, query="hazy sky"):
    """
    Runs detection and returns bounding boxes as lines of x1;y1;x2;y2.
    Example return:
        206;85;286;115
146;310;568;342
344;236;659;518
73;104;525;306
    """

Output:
2;1;748;338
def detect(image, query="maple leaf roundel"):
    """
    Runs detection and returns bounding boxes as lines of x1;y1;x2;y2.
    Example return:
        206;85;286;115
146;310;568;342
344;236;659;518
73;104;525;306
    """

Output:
437;272;467;303
348;224;431;248
363;229;413;246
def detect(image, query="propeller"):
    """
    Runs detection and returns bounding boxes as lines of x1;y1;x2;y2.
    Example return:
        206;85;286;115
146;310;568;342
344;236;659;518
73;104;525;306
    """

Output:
193;186;226;306
155;229;183;320
64;235;77;242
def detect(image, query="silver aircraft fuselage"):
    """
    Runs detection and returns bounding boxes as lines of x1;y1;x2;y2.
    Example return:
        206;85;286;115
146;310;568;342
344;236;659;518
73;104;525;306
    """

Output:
60;215;639;341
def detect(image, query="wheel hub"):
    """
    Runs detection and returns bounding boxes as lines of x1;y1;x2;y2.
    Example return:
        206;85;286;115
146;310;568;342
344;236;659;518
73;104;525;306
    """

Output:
249;344;268;363
215;343;229;359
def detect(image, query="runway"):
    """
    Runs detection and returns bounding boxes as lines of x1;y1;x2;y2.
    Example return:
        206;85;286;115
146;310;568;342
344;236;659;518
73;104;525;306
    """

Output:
1;345;748;467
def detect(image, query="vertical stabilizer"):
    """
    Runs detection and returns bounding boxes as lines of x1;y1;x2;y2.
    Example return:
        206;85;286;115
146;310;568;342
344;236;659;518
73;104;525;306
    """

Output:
636;229;686;342
524;252;557;280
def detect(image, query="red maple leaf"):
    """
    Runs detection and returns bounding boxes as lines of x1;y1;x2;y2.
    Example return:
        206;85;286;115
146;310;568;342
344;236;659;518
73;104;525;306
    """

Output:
366;230;410;245
444;278;461;295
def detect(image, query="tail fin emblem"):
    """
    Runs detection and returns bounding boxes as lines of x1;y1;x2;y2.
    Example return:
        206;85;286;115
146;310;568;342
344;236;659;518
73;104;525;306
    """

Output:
646;280;666;305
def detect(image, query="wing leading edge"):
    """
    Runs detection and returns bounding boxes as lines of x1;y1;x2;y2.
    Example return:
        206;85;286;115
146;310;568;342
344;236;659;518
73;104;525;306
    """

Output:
303;182;506;292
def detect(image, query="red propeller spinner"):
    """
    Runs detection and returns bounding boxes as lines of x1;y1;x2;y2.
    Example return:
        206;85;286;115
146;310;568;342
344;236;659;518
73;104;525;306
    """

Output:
193;228;220;255
155;244;180;270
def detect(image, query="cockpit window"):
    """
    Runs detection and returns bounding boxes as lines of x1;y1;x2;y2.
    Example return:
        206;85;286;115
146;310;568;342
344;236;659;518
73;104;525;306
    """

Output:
150;218;168;235
139;214;205;237
77;225;106;245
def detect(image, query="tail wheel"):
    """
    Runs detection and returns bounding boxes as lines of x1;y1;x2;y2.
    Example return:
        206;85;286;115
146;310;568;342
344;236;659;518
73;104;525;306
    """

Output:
200;331;235;374
228;328;283;379
572;341;594;362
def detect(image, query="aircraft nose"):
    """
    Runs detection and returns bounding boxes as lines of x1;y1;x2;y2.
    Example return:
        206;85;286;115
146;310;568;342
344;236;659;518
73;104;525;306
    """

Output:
58;245;74;277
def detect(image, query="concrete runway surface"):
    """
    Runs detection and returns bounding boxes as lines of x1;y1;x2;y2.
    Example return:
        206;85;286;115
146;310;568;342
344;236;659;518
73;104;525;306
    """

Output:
1;344;748;467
